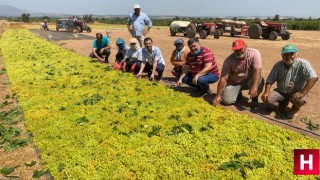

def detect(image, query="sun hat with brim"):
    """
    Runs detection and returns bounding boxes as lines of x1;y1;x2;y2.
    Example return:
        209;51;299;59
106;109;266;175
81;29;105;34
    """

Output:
134;4;140;9
282;44;298;54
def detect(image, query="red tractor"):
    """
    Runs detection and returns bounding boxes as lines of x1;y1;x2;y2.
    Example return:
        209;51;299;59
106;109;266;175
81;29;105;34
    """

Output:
185;22;221;39
248;21;290;40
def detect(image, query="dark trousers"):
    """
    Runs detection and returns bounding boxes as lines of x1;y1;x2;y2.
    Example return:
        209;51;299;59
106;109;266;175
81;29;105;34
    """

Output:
89;49;111;63
144;63;165;80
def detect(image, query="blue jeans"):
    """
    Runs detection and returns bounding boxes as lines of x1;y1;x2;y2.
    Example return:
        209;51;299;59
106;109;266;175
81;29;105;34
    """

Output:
182;72;219;94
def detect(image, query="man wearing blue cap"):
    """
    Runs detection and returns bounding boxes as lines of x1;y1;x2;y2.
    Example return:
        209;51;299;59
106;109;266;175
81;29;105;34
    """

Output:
170;38;190;78
262;44;318;119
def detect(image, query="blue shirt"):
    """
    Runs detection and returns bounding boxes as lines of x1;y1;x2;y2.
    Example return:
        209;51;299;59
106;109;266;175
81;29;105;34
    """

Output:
127;12;152;36
142;46;165;66
92;36;110;50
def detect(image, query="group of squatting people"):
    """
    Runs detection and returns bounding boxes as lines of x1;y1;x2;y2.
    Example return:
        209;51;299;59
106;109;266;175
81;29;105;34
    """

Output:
88;4;318;119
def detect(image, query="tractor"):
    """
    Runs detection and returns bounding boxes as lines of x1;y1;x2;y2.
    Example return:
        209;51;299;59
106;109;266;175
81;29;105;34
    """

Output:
74;20;92;33
216;19;249;37
169;21;191;37
247;21;290;40
56;19;92;33
185;22;221;39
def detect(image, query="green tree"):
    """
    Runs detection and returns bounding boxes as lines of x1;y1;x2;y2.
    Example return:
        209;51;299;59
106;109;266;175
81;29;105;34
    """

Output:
273;14;280;21
83;14;94;23
21;13;30;22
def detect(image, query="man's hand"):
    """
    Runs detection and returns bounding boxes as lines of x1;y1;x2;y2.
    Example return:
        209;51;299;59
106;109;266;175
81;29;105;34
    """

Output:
99;48;105;55
177;79;183;86
98;58;105;63
291;92;305;101
248;87;258;99
192;76;199;85
213;95;222;106
261;92;269;103
143;29;149;36
128;29;133;35
137;72;142;79
149;73;155;81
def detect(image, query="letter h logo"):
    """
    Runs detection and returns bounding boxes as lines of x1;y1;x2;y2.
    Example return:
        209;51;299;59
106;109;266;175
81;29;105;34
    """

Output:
294;149;320;175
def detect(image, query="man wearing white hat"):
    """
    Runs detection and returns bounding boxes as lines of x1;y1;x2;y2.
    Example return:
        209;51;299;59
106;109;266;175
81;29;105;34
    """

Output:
127;4;152;47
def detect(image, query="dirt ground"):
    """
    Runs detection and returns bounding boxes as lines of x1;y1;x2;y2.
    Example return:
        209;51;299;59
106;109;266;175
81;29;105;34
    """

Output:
45;27;320;139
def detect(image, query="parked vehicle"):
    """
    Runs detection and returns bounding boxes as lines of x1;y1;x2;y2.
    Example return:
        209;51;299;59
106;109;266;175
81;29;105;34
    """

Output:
56;19;92;33
248;21;291;40
169;21;191;36
216;19;249;37
185;21;221;39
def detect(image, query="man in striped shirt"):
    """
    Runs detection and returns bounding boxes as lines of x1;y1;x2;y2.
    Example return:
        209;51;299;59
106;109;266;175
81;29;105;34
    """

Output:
261;44;318;119
177;38;219;95
213;39;264;107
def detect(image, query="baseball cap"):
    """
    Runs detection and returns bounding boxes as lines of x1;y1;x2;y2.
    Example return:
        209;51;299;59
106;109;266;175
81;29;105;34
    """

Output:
232;39;246;50
281;44;297;54
134;4;140;9
174;38;184;45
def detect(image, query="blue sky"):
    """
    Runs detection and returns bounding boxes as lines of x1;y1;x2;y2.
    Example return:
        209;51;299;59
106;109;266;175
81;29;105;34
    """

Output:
0;0;319;18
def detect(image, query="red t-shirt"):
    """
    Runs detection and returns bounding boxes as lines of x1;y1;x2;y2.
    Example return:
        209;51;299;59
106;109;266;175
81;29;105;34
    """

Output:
186;47;219;76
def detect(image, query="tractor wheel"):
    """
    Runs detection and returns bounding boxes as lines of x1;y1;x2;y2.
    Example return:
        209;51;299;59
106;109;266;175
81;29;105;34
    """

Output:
281;33;290;40
199;30;208;39
74;26;81;33
248;23;262;39
214;30;221;39
269;31;278;41
86;26;92;33
218;28;224;36
170;28;176;36
186;23;196;38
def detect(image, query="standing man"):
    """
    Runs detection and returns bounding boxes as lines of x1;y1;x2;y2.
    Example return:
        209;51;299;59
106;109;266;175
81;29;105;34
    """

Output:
89;33;111;63
177;38;220;95
213;39;264;106
137;37;165;81
261;44;318;119
127;4;152;47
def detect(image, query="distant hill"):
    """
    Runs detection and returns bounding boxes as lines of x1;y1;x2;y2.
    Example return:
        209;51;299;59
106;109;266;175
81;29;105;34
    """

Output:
0;5;28;17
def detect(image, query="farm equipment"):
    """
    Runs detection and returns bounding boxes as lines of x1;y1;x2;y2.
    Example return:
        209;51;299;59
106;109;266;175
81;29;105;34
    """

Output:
169;21;190;36
56;19;92;33
185;22;221;39
247;21;290;40
216;19;249;37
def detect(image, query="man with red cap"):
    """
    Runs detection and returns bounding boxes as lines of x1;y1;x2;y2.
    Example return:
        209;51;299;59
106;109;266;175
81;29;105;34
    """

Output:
213;39;264;107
